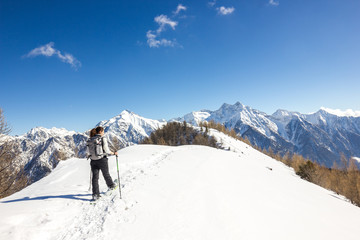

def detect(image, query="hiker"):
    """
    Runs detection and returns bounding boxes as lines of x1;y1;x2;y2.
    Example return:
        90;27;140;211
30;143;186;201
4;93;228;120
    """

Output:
87;126;118;200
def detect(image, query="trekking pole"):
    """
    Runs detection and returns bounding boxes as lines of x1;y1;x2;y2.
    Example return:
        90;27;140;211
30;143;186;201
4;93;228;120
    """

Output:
116;154;122;199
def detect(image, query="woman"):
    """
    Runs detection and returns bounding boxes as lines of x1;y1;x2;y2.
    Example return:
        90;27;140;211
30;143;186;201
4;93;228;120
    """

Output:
87;126;118;201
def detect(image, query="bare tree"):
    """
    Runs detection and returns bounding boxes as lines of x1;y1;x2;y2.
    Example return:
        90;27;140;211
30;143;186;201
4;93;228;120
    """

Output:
0;108;27;198
0;108;11;135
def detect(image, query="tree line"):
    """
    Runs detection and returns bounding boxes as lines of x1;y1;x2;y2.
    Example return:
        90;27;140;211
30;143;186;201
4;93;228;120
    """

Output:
142;121;218;148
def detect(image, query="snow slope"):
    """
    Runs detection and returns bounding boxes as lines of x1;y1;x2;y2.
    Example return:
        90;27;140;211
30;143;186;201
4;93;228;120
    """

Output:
1;131;360;240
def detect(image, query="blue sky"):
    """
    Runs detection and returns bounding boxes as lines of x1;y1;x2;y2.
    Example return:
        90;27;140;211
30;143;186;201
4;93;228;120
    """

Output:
1;0;359;136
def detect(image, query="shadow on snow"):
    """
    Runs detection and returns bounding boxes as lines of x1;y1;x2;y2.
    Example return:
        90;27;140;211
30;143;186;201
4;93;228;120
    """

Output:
1;193;92;203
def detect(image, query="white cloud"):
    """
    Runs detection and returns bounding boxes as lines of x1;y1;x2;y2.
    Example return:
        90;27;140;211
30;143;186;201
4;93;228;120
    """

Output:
154;14;178;33
25;42;81;69
146;30;176;48
217;6;235;15
269;0;279;6
146;5;186;48
174;4;187;15
26;42;57;57
208;1;217;7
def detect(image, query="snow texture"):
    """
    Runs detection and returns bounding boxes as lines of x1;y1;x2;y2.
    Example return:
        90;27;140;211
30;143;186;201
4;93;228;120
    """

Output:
1;131;360;240
320;107;360;117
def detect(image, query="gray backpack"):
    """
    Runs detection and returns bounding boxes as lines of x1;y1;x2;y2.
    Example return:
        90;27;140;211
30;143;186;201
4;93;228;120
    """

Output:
87;135;104;160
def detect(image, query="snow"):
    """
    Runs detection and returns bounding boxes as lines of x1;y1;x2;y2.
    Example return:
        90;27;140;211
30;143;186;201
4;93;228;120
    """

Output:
206;102;278;138
320;107;360;118
172;111;211;126
99;110;166;139
26;127;78;139
1;131;360;240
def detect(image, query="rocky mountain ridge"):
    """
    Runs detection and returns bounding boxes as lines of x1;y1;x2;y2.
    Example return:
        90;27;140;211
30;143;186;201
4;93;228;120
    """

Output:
176;102;360;167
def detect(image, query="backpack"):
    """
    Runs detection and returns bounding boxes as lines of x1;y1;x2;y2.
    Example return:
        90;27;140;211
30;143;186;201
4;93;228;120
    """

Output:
87;135;104;160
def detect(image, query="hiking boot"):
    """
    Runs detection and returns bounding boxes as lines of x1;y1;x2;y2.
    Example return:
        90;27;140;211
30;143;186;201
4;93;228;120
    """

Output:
92;194;101;201
109;183;117;190
108;179;118;190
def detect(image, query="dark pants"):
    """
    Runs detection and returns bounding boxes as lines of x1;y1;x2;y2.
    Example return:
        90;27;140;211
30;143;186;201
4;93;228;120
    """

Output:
90;157;114;195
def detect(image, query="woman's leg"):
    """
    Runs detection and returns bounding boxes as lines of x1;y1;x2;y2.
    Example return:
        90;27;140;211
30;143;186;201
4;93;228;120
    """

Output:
99;157;115;187
90;161;100;195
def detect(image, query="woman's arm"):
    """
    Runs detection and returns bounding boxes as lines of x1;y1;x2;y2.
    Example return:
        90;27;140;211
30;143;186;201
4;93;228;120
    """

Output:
102;137;117;155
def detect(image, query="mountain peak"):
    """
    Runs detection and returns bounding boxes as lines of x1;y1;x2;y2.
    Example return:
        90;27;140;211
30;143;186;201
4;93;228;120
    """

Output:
234;101;244;107
95;110;166;139
220;101;245;110
120;109;135;116
271;109;300;121
272;109;291;117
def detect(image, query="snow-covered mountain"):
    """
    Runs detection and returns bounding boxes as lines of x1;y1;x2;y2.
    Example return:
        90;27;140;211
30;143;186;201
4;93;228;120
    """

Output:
96;110;166;149
8;110;166;185
8;127;88;184
176;102;360;167
5;103;360;193
269;107;360;166
175;102;279;136
1;130;360;240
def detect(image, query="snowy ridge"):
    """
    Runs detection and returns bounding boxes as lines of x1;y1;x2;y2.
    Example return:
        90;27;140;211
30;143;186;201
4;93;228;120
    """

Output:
97;110;166;148
320;107;360;117
24;127;78;142
1;132;360;240
173;111;211;126
98;110;164;135
175;102;278;137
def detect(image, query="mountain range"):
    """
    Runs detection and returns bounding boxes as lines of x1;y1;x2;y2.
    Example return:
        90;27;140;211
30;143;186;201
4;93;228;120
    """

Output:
5;102;360;186
176;102;360;167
